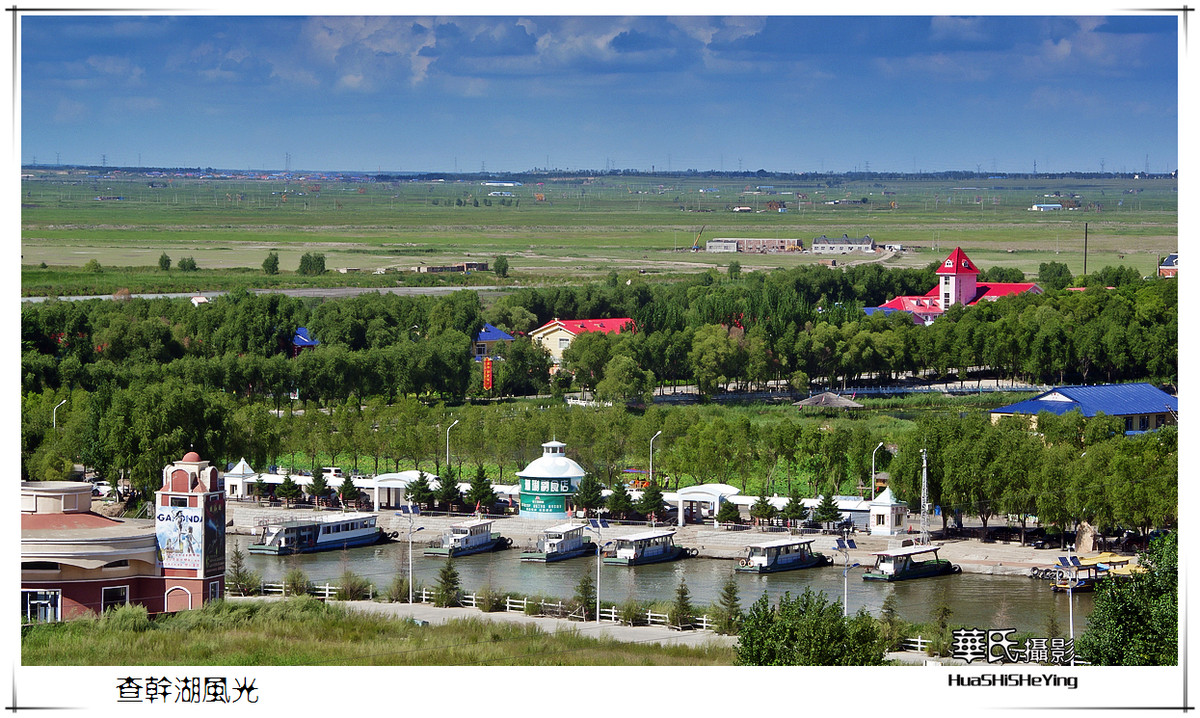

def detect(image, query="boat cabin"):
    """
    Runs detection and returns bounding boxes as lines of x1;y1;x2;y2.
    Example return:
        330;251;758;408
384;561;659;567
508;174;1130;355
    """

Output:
612;529;676;561
870;545;942;576
538;522;588;554
445;518;495;550
744;538;817;566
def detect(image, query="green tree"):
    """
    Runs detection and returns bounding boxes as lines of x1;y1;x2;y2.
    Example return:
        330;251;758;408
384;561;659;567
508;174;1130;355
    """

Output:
177;256;198;272
83;259;102;273
493;255;509;278
878;593;906;651
594;355;654;405
716;500;742;524
275;474;303;507
298;252;326;276
405;471;435;508
434;558;461;607
464;464;497;511
749;494;777;523
262;251;280;275
736;588;886;665
306;473;330;505
714;574;743;635
1078;532;1177;665
224;540;261;596
337;474;360;507
605;481;635;520
727;261;742;281
781;491;808;522
158;253;171;271
635;480;666;519
435;470;462;512
1038;261;1074;291
572;474;606;516
574;571;597;620
669;577;695;628
813;494;842;527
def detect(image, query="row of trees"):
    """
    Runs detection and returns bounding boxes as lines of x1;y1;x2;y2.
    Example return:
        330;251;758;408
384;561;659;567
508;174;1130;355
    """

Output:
888;412;1176;540
21;263;1176;407
24;370;1176;538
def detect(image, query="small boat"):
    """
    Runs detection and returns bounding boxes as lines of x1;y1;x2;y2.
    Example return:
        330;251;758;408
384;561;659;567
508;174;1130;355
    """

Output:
603;529;694;566
862;545;960;582
248;512;388;555
735;537;833;573
520;522;594;562
1050;553;1131;592
424;518;511;557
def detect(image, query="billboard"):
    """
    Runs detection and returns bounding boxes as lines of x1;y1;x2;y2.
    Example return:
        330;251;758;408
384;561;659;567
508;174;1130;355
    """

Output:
156;506;204;570
203;494;226;575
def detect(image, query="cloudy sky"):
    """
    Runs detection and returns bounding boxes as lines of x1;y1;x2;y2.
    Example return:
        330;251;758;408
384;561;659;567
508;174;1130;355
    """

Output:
19;11;1180;174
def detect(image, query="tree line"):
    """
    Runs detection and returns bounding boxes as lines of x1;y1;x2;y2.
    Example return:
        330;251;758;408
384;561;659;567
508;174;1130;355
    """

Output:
21;261;1176;406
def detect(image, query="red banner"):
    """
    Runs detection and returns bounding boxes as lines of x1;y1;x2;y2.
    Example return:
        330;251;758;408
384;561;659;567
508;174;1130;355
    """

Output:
483;357;493;390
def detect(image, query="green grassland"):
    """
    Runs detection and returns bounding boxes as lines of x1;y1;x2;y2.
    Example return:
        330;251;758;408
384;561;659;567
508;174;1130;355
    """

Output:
21;172;1176;287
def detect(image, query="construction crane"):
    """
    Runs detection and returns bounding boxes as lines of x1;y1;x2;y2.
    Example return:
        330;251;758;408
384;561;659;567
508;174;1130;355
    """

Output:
691;225;706;252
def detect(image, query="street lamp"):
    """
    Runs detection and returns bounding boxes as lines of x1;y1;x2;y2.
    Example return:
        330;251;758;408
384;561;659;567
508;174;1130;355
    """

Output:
446;419;459;469
1065;542;1076;666
832;535;859;617
585;519;610;622
870;441;884;499
396;505;424;604
52;399;66;429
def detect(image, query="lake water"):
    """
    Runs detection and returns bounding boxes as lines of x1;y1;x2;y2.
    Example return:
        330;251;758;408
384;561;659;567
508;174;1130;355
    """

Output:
230;536;1093;636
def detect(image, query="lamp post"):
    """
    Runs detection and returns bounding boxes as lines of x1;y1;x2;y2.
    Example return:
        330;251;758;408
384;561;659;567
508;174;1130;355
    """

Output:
586;519;609;622
396;505;423;604
52;399;66;429
1066;542;1076;666
832;534;859;617
445;419;459;470
870;441;884;499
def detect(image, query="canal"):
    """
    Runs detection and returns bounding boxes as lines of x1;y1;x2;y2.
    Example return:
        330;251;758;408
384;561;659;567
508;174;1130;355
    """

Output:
230;536;1094;637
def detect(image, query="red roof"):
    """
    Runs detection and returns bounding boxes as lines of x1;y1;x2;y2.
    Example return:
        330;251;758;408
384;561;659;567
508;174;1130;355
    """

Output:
935;247;980;276
535;318;634;336
972;283;1041;302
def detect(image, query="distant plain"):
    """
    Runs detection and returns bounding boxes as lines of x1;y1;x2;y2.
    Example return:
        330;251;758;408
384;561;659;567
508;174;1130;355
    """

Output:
20;173;1177;288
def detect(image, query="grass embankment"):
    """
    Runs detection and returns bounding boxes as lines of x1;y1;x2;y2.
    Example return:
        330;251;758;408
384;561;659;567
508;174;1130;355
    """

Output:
20;597;734;666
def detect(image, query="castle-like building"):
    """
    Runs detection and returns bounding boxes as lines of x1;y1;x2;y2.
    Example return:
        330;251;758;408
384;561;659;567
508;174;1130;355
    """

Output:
869;247;1042;324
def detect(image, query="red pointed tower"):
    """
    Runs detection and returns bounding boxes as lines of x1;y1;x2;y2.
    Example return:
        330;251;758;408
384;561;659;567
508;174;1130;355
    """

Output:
935;247;980;310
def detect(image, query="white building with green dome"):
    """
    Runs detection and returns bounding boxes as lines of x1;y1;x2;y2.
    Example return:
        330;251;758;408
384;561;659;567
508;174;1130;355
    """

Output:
515;440;586;520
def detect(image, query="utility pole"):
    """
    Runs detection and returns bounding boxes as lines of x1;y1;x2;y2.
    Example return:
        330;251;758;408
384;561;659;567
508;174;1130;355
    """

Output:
1083;223;1088;276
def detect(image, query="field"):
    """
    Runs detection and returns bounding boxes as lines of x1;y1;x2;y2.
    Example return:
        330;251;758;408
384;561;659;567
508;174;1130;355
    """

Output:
21;170;1177;288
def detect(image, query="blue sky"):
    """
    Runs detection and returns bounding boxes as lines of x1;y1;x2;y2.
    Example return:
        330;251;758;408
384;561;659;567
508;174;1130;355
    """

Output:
19;13;1180;174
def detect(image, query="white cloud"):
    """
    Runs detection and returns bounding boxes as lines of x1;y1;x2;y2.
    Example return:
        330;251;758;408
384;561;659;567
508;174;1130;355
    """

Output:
53;97;87;123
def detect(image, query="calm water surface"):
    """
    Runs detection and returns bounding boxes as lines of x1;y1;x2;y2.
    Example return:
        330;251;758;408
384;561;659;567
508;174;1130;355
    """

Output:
230;536;1093;636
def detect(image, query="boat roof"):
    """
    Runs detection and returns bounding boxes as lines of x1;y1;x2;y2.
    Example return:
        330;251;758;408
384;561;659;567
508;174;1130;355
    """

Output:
542;522;587;534
872;544;942;557
450;518;494;529
614;529;676;543
266;512;376;529
1078;553;1131;567
748;537;817;549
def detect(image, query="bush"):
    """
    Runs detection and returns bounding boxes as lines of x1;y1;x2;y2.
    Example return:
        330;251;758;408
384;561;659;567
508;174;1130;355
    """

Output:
283;568;312;597
386;575;411;603
620;598;644;625
100;603;153;633
476;585;504;612
335;570;374;601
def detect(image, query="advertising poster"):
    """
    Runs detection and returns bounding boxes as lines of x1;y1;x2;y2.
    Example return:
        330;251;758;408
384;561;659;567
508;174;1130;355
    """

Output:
155;506;204;570
203;494;226;575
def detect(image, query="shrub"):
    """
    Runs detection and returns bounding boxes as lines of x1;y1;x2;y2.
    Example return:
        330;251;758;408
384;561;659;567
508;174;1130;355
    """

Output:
283;568;312;597
100;603;153;633
335;570;373;601
386;575;411;603
476;585;504;612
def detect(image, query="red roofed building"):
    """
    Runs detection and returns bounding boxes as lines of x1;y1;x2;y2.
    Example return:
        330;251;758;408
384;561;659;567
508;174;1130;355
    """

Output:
529;317;634;367
873;248;1041;324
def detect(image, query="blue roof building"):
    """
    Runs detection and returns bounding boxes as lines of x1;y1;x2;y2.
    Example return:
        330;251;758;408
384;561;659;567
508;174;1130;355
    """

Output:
474;323;514;360
991;383;1177;434
291;327;319;357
